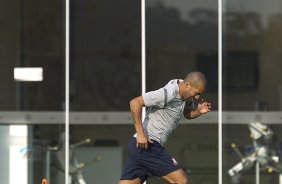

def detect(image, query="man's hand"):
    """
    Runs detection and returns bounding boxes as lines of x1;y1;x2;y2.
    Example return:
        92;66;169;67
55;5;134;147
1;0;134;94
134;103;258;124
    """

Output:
136;132;153;150
197;99;212;114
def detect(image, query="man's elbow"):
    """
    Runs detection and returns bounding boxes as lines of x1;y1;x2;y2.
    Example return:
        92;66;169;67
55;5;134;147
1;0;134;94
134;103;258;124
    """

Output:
129;96;143;111
129;98;136;110
184;112;192;120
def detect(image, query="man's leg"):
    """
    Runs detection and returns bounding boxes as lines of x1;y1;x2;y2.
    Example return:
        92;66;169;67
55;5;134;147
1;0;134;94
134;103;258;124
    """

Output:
120;137;145;184
161;168;188;184
118;178;141;184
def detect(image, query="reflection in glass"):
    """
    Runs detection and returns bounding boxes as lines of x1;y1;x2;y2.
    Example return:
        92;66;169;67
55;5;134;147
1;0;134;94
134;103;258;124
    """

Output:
223;0;282;183
146;0;218;183
70;0;141;111
0;0;65;184
69;0;141;183
223;0;282;111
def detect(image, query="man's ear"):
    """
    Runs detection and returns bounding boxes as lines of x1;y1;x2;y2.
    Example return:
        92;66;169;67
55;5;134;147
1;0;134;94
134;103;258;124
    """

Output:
185;81;191;88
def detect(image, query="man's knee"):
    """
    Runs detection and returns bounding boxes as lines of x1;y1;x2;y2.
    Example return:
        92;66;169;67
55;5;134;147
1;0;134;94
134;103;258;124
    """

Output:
180;176;189;184
118;180;125;184
175;176;188;184
165;175;189;184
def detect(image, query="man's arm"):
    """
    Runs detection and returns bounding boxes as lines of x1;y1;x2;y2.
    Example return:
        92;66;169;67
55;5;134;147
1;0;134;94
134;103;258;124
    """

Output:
183;99;211;119
130;96;152;150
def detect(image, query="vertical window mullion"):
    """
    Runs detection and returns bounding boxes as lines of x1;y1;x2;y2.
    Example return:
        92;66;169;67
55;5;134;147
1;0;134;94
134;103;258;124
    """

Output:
65;0;70;183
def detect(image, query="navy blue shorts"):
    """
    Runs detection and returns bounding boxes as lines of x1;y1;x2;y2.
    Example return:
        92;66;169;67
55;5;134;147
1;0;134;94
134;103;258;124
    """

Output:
120;137;181;182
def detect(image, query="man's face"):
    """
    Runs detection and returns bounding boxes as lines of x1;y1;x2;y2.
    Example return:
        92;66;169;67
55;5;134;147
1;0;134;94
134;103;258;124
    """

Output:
183;82;205;101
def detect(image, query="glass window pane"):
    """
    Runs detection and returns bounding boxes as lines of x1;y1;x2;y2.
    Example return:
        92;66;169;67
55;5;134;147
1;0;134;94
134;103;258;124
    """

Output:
70;0;141;111
223;0;282;183
69;0;141;183
146;0;218;183
0;0;65;183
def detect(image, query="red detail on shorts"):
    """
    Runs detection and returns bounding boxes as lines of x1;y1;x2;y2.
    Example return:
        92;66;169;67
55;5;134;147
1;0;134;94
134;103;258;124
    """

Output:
171;157;178;165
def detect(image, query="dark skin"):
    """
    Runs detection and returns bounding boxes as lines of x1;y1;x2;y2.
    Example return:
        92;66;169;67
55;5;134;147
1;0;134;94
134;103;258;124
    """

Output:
119;74;211;184
130;80;211;150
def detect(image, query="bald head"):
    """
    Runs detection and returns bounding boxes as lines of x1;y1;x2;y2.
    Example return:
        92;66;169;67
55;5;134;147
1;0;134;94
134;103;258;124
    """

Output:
184;71;207;89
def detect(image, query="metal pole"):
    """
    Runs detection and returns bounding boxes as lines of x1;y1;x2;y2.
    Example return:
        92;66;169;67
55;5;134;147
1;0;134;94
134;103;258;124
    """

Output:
141;0;146;183
255;162;260;184
65;0;70;183
45;150;51;182
218;0;223;183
